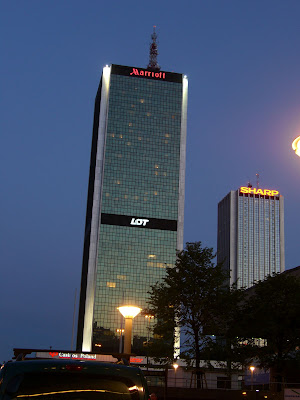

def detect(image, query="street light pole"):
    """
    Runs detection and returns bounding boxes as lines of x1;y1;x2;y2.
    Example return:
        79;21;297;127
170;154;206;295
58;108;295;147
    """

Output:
250;366;255;390
116;329;124;353
118;306;141;355
173;363;179;387
145;314;154;369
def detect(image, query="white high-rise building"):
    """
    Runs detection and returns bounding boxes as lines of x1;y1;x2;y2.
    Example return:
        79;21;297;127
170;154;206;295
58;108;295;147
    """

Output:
217;185;285;289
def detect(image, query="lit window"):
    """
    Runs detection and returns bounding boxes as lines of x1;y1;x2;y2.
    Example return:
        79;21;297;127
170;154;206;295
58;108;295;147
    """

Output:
119;134;123;138
148;254;156;259
116;180;121;185
140;99;144;103
107;282;116;288
110;133;115;137
117;275;126;280
147;262;166;268
154;191;158;196
138;137;142;141
105;193;110;197
129;123;132;127
127;142;131;146
155;165;159;169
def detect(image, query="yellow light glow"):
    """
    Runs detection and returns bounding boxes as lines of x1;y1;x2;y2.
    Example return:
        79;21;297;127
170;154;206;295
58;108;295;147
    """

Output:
17;389;114;397
118;306;141;319
240;187;279;196
128;385;140;392
173;363;179;370
250;366;255;372
292;136;300;157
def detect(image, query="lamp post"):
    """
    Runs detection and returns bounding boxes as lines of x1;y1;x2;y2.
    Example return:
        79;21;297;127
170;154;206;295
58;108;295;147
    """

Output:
250;366;255;390
292;136;300;157
118;306;141;354
173;363;179;387
145;314;154;369
116;329;124;353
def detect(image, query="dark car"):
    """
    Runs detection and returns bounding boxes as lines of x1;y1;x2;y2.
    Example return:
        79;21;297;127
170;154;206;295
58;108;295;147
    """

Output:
0;358;149;399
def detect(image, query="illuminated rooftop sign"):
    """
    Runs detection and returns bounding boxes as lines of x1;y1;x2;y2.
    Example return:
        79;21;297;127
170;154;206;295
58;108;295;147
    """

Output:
130;68;166;79
111;65;183;83
240;187;279;196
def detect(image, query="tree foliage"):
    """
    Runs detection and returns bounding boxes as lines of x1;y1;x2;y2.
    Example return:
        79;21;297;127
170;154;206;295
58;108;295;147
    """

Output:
147;241;300;386
147;242;237;371
237;272;300;381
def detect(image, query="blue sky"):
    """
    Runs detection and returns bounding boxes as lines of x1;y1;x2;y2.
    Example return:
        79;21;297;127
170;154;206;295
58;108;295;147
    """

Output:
1;0;300;362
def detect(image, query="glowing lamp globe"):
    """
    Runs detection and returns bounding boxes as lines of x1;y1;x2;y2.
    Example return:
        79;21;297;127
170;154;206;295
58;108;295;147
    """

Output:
292;136;300;157
118;306;141;319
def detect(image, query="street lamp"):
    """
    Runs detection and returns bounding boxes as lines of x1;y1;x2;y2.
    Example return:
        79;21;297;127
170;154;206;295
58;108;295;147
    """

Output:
116;329;124;353
250;366;255;390
118;306;141;354
173;363;179;387
145;315;154;369
292;136;300;157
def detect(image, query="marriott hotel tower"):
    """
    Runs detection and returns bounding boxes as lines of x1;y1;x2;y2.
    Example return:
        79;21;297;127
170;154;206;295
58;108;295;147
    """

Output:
217;186;285;289
77;51;188;352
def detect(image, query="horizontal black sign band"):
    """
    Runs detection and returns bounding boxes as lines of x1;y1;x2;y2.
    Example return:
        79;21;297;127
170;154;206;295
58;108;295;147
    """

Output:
111;64;183;84
101;213;177;231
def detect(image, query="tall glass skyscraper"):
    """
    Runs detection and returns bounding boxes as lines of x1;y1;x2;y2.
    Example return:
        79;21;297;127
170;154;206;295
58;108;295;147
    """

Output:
217;186;285;289
77;64;188;353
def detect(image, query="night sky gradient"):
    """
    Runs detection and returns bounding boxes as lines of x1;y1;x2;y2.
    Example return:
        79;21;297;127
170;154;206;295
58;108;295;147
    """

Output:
1;0;300;362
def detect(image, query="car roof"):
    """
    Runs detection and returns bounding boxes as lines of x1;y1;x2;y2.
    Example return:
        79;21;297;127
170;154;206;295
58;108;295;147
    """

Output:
0;359;149;400
2;359;143;376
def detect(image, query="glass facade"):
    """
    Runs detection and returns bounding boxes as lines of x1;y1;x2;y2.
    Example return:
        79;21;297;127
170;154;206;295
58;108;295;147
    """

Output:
77;65;187;354
218;190;284;290
236;193;283;288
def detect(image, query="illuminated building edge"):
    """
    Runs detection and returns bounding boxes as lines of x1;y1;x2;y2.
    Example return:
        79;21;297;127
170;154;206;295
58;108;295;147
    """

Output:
81;65;112;352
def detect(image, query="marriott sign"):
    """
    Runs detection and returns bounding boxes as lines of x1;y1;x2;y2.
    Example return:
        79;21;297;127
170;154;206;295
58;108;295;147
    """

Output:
130;68;166;79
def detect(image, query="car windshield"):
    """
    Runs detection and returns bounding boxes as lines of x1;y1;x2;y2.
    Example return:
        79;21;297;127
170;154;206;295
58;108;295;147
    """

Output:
5;372;142;399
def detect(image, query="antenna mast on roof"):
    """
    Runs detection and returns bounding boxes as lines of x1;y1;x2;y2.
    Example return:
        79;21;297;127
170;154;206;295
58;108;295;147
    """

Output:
256;173;260;188
147;26;160;71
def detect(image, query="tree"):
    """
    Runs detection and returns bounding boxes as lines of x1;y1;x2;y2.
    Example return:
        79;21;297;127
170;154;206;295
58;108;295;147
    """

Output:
147;241;231;386
237;273;300;388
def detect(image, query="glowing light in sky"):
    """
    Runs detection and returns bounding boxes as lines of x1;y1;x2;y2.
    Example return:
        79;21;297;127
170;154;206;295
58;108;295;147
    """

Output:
292;136;300;157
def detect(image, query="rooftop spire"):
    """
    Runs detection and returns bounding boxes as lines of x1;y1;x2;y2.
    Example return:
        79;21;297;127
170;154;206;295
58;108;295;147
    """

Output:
147;26;160;71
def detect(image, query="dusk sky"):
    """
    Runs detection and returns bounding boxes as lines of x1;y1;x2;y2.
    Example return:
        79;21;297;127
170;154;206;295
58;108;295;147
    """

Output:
1;0;300;362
